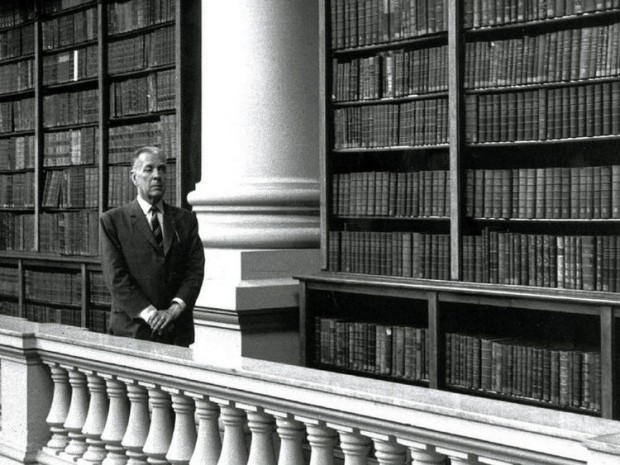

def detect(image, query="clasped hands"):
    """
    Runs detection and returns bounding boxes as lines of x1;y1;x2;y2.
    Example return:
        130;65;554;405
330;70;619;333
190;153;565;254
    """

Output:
147;303;182;335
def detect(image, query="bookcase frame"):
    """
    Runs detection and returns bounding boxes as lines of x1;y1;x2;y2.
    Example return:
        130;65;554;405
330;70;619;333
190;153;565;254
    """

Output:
0;0;201;331
301;0;620;419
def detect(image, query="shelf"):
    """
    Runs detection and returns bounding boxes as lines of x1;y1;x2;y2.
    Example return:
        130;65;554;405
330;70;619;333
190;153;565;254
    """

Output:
0;19;34;34
42;38;98;56
0;168;35;174
464;8;620;37
0;206;35;212
333;91;449;106
0;88;35;101
107;19;175;41
108;63;176;80
299;272;620;310
0;251;101;268
333;145;449;153
43;77;98;92
469;217;620;223
43;121;99;131
0;53;35;66
332;31;448;55
0;130;35;138
108;109;176;125
336;215;450;221
24;298;81;309
41;1;98;20
312;363;430;387
465;76;620;95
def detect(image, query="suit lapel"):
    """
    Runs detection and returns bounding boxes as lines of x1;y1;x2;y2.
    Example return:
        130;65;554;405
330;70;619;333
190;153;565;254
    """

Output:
129;200;161;251
163;203;176;256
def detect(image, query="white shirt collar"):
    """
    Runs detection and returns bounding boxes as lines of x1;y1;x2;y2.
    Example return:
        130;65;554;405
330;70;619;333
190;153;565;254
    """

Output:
136;196;164;216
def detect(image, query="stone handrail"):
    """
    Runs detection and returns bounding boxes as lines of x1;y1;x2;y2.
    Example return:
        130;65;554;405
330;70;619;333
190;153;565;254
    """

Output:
0;315;619;465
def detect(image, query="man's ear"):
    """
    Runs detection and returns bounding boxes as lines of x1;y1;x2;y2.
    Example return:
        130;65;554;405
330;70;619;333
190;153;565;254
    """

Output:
130;171;138;186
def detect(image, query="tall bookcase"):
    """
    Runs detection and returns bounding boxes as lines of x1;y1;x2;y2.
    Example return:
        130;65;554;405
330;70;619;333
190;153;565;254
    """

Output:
0;0;201;333
299;0;620;419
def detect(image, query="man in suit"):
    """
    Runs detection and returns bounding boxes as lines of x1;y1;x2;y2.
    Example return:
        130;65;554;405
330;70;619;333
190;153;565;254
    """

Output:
100;146;205;346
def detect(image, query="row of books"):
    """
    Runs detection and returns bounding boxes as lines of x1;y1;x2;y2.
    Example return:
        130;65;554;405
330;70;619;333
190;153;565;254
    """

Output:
44;127;99;166
89;308;109;334
42;0;94;15
24;304;82;327
0;59;33;94
108;161;176;207
42;7;97;51
43;46;98;85
465;165;620;220
42;166;99;209
332;46;448;102
39;211;99;256
334;98;449;149
89;271;111;306
0;24;34;62
315;316;429;380
0;213;34;251
108;25;175;74
109;115;177;163
109;70;175;117
464;0;620;29
0;1;33;29
0;172;35;208
446;333;601;412
0;135;35;170
332;170;451;217
330;0;448;50
465;23;620;90
465;82;620;143
43;89;98;128
464;231;620;291
108;0;175;35
328;230;451;279
0;266;17;297
25;269;81;305
0;98;35;133
0;300;18;317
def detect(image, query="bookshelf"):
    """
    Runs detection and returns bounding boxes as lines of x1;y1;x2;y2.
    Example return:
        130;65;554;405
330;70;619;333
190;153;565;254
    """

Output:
299;0;620;419
0;0;201;333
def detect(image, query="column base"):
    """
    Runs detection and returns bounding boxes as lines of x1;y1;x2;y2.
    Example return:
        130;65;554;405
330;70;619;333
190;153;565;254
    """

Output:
191;248;320;365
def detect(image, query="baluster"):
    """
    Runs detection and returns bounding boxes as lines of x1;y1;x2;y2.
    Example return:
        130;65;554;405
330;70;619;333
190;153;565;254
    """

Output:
78;371;110;465
270;413;306;465
188;394;221;465
369;435;407;465
299;418;337;465
42;363;71;455
101;376;130;465
164;388;197;465
212;399;247;465
239;404;276;465
121;379;151;465
441;452;480;465
142;384;174;465
402;442;447;465
60;366;90;461
333;427;371;465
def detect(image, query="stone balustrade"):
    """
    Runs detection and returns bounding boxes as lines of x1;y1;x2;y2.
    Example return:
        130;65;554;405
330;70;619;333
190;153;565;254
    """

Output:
1;316;620;465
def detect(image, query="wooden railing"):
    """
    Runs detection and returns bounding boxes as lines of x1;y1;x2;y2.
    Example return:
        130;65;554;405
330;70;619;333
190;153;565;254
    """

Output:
0;315;619;465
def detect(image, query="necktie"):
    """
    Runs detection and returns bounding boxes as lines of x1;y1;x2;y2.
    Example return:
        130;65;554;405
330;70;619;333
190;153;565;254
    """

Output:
150;205;163;249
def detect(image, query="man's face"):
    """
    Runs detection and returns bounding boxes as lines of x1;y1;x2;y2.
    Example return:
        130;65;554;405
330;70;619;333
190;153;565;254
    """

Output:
131;151;167;203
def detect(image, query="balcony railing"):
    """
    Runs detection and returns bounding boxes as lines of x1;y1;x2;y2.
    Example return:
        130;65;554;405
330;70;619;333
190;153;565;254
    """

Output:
0;314;619;465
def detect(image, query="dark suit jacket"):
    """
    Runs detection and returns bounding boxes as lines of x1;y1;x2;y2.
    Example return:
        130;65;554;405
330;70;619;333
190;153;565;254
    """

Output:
100;200;205;346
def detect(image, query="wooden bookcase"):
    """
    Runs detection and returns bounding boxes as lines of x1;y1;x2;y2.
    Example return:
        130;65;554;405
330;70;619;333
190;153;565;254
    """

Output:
299;0;620;419
0;0;201;333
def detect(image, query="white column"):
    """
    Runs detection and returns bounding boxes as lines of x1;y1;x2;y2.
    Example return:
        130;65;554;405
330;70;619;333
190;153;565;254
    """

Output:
165;388;197;465
300;419;337;465
101;376;129;465
142;385;174;465
188;394;221;465
369;435;407;465
78;371;110;465
332;427;372;465
42;363;71;455
60;366;90;460
213;400;248;465
121;379;150;465
401;442;446;465
190;0;321;365
240;405;276;465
